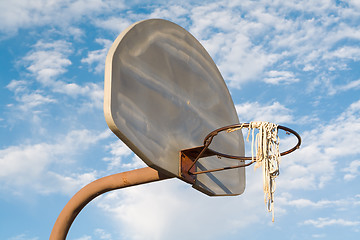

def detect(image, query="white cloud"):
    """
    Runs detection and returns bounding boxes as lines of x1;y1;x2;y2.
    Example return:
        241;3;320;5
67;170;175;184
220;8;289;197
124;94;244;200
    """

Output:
17;92;56;110
72;228;113;240
96;174;266;240
3;0;359;97
0;143;52;185
55;82;104;109
312;234;326;238
303;217;360;228
120;155;146;170
35;171;97;195
102;140;134;170
219;39;280;87
349;0;360;9
16;40;104;109
94;229;112;240
7;234;39;240
179;0;360;94
339;79;360;91
6;80;29;94
0;0;125;37
0;129;110;195
342;160;360;181
324;46;360;61
280;147;329;190
303;64;315;71
264;70;299;85
190;2;240;37
23;40;73;85
328;79;360;95
81;38;113;74
149;5;188;23
93;17;133;34
278;193;360;209
6;80;56;112
279;99;360;190
186;2;281;87
235;101;293;124
74;236;92;240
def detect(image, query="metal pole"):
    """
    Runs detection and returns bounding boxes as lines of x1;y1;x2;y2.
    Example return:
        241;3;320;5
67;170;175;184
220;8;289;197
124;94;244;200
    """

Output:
50;167;172;240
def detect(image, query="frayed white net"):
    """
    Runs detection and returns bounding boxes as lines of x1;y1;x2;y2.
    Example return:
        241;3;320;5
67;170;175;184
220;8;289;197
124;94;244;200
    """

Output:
228;122;280;221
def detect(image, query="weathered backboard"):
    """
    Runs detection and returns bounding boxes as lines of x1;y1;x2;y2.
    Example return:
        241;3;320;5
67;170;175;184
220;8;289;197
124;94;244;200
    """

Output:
104;19;245;196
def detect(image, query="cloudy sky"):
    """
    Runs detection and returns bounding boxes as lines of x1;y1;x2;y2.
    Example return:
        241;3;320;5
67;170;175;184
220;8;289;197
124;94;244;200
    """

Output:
1;0;360;239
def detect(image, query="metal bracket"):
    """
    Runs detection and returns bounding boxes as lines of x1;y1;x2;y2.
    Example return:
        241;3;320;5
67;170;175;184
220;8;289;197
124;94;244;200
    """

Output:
180;146;217;184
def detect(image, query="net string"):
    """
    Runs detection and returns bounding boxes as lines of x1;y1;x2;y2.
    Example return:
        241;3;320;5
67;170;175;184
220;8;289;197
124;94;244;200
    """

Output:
228;121;280;222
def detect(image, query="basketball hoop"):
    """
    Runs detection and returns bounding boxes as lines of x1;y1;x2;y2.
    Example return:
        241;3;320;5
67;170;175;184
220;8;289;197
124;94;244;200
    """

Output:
180;122;301;222
180;122;301;181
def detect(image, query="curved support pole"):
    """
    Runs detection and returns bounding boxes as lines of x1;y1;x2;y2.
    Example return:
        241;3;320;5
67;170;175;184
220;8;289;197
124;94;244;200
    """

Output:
50;167;172;240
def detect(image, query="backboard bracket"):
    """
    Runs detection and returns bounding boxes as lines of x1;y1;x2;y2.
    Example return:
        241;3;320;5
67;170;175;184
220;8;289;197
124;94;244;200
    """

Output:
180;147;217;184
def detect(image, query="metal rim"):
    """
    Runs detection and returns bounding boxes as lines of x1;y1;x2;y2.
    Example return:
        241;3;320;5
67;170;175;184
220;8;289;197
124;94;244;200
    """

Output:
184;123;302;176
203;123;302;161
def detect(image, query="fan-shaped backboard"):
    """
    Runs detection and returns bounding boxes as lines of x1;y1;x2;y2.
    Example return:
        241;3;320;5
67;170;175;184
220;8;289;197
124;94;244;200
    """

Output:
104;19;245;196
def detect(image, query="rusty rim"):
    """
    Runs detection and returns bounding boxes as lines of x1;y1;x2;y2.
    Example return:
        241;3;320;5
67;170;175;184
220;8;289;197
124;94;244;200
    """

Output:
187;123;301;175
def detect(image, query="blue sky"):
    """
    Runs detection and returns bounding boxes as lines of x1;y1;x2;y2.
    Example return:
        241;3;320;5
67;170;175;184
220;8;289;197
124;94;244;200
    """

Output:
1;0;360;239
